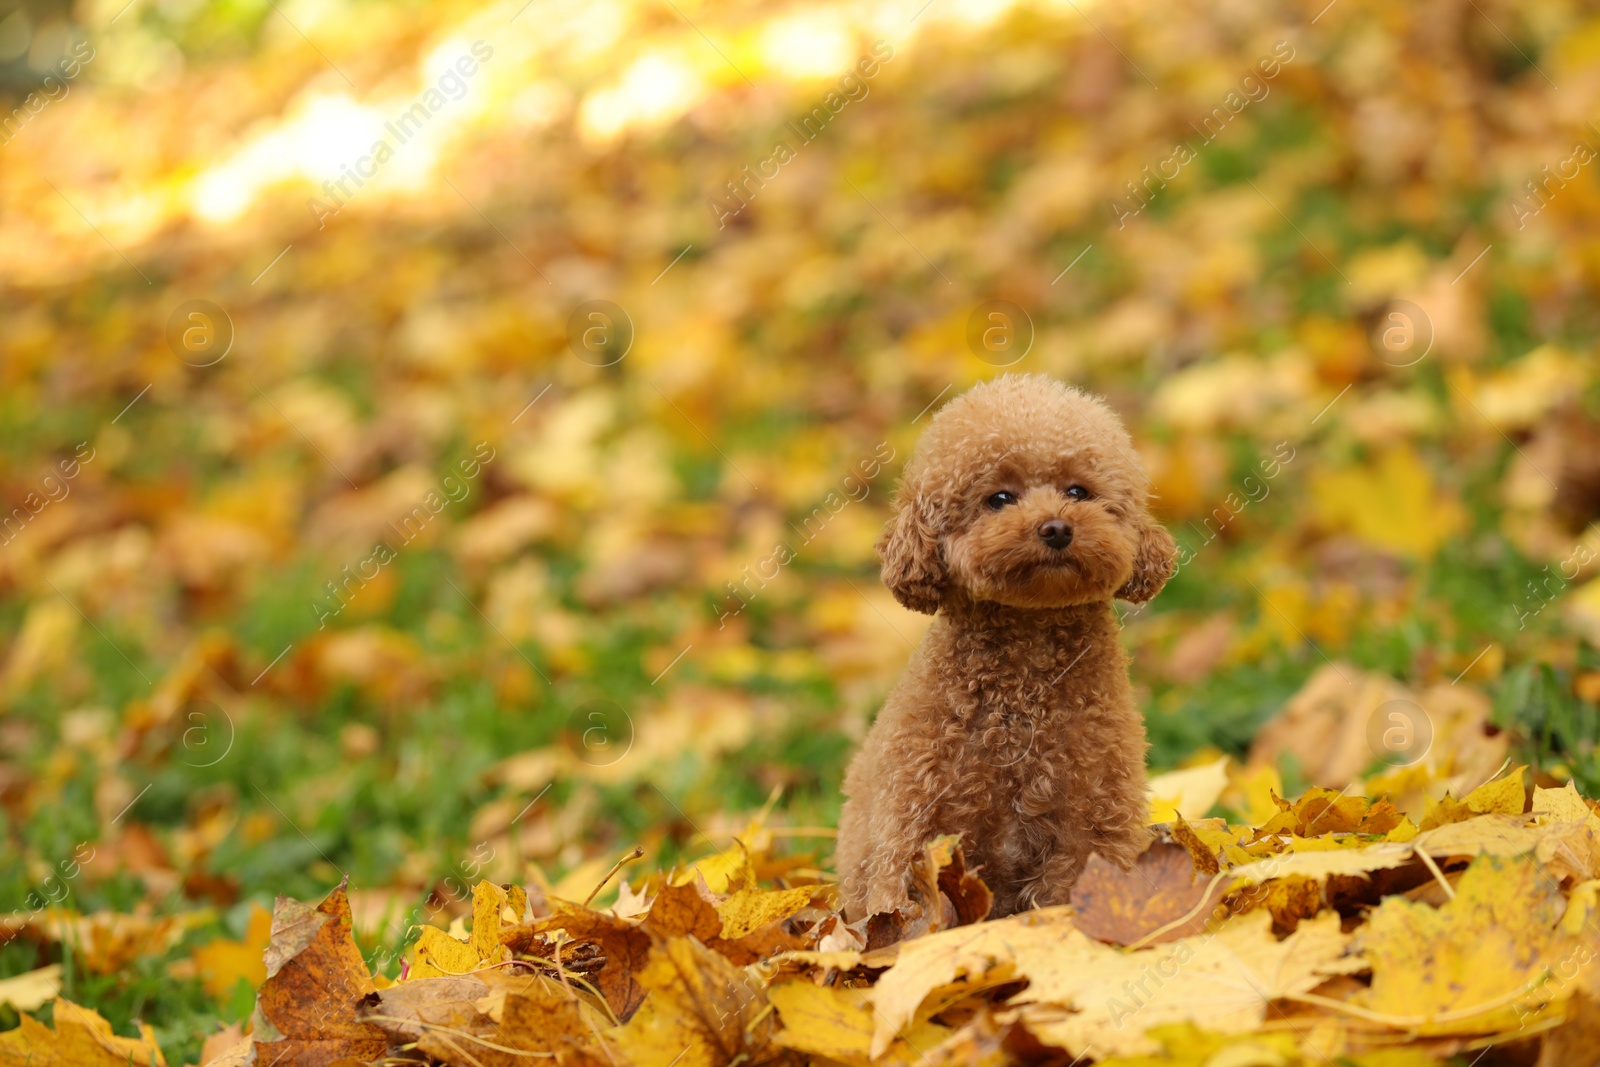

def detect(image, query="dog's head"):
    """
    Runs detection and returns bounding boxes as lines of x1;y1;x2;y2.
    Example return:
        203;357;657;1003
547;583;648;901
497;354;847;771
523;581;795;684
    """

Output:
878;374;1176;613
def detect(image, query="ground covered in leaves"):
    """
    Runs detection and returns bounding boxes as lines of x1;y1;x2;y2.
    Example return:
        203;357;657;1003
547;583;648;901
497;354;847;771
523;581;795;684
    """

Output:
4;0;1600;1062
17;767;1600;1065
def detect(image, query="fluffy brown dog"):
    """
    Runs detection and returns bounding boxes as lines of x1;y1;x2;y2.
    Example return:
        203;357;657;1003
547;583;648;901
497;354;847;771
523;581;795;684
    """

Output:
836;375;1177;920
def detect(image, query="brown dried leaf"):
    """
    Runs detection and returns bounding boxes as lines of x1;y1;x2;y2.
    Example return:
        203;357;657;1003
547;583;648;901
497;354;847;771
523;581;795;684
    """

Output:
1246;664;1410;788
1070;840;1223;946
362;970;611;1067
643;880;721;941
30;910;188;976
706;921;807;967
502;901;652;1021
251;880;388;1067
869;835;993;949
361;974;489;1044
1357;796;1406;835
1171;815;1222;875
926;836;993;928
1249;873;1325;933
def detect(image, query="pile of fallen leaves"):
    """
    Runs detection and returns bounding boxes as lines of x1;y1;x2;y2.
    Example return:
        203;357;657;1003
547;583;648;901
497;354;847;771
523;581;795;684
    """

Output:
16;769;1600;1066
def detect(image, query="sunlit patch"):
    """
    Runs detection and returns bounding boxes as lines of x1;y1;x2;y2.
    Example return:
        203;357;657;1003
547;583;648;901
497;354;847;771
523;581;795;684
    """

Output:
578;51;704;142
421;36;492;121
189;54;499;223
291;95;389;181
177;0;973;224
190;94;382;222
759;10;853;79
191;163;254;224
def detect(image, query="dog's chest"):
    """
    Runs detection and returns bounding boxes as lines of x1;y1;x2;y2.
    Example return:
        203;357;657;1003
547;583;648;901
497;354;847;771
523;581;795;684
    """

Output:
935;630;1112;798
943;656;1088;767
951;700;1070;871
946;631;1097;714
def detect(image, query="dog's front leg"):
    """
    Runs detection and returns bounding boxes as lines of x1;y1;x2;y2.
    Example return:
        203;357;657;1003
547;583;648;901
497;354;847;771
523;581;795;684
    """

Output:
1022;824;1134;909
854;763;953;920
1021;790;1151;910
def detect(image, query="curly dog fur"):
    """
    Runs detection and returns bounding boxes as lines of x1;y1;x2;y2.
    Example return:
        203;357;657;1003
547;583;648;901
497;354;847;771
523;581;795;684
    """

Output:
836;374;1177;920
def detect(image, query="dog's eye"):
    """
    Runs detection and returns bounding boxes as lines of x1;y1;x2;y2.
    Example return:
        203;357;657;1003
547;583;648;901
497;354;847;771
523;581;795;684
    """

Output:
986;491;1018;510
1064;485;1091;501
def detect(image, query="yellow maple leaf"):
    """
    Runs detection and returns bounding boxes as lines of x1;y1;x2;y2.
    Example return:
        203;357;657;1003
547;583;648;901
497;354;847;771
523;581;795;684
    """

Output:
1355;853;1567;1034
1533;781;1600;828
0;998;168;1067
410;926;484;980
1186;821;1250;862
1464;767;1528;816
1014;911;1358;1058
409;881;516;980
716;884;834;940
868;906;1355;1059
868;911;1044;1056
1386;818;1420;843
0;966;60;1013
1419;792;1476;830
1308;448;1465;559
1224;843;1415;887
1226;764;1284;827
1560;880;1600;938
768;980;951;1067
469;881;514;963
673;839;757;894
1147;757;1230;823
612;935;776;1067
1412;814;1553;860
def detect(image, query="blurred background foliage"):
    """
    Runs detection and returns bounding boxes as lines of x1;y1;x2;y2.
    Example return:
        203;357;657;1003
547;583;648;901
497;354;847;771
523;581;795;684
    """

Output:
3;0;1600;1057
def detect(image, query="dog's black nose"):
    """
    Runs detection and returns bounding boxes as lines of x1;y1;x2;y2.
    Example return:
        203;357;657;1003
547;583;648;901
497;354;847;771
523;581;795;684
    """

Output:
1038;519;1072;549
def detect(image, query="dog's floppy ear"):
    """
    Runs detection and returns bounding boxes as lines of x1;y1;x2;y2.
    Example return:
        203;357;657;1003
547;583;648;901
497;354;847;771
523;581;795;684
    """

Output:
877;491;947;615
1116;516;1178;603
